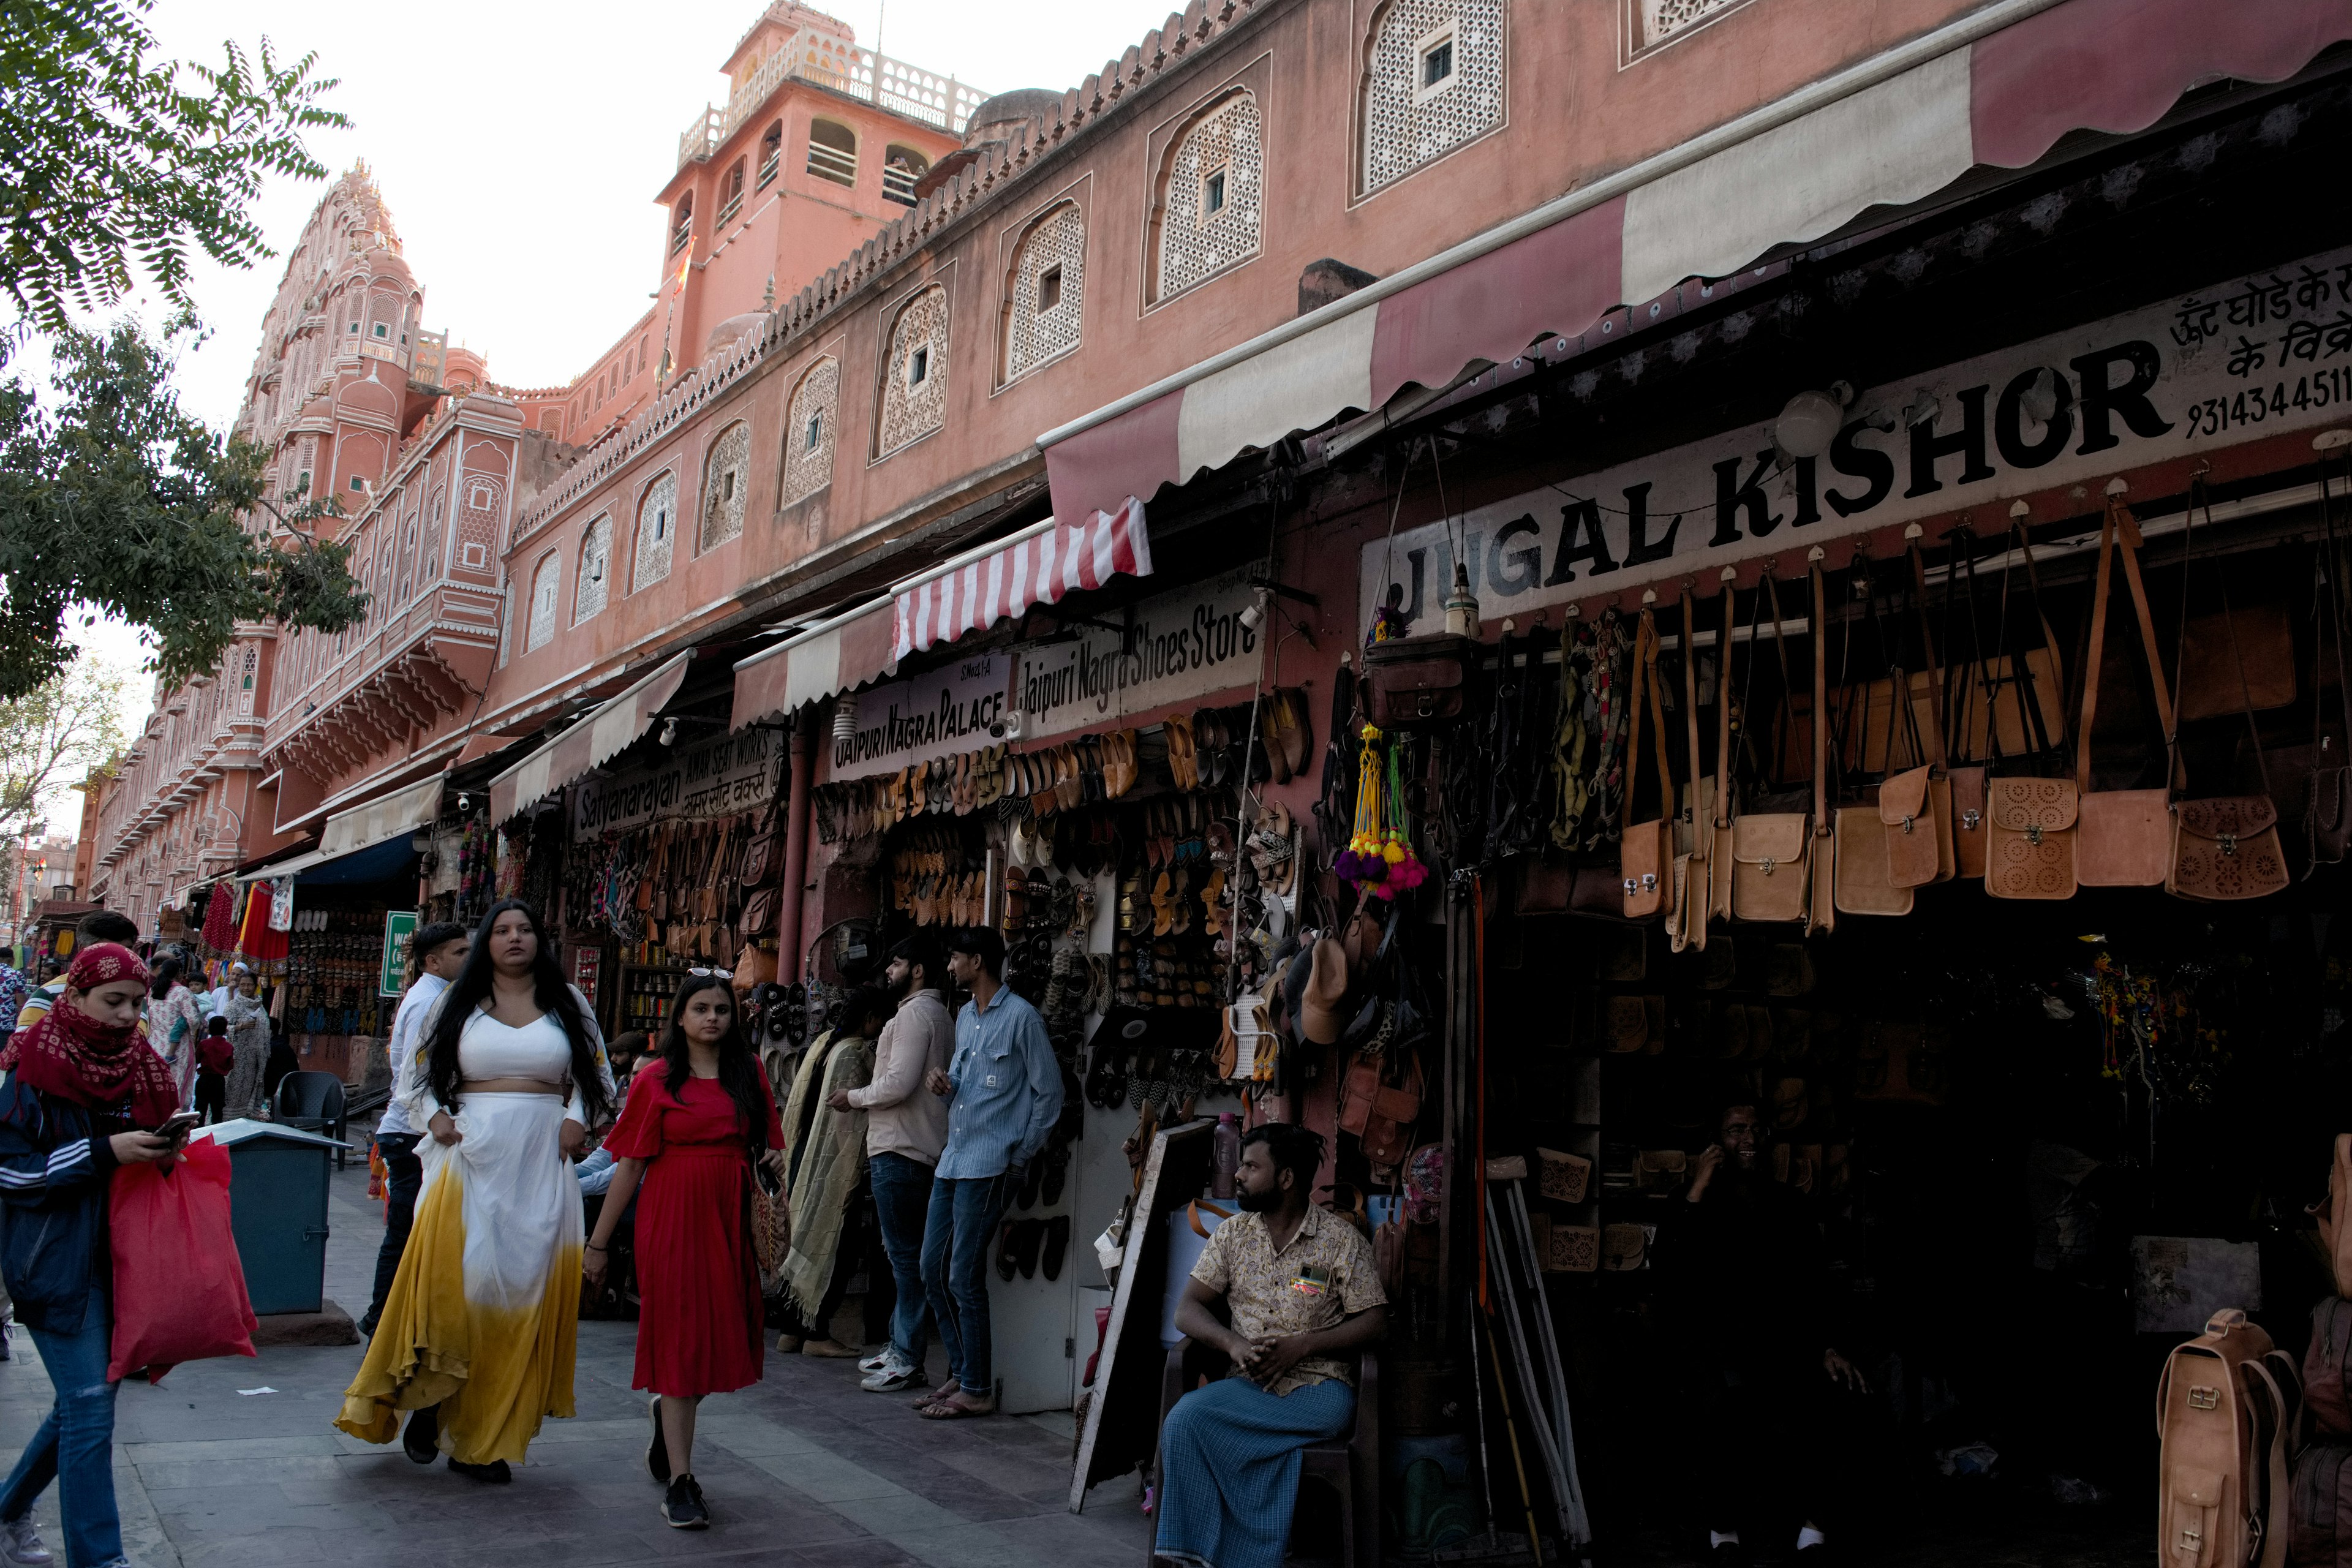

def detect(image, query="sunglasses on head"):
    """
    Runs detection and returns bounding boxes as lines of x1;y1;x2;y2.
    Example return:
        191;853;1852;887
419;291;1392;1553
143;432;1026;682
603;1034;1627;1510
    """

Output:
686;967;734;980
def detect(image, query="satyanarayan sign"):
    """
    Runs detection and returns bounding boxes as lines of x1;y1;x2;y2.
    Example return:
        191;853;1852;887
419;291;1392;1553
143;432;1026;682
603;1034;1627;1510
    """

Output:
570;726;777;840
1360;244;2352;631
831;655;1007;782
1017;568;1262;739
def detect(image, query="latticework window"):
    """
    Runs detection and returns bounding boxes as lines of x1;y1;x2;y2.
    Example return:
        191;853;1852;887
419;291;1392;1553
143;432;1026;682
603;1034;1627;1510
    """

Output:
1002;203;1085;385
876;286;948;457
1361;1;1506;197
1632;0;1751;53
632;470;677;592
575;515;611;623
525;552;560;651
699;421;751;551
782;358;839;504
1156;93;1262;303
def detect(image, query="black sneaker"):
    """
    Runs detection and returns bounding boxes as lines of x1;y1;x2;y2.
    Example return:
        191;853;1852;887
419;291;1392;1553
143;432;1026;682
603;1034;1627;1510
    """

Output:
662;1474;709;1530
449;1458;511;1484
402;1404;440;1464
646;1396;671;1484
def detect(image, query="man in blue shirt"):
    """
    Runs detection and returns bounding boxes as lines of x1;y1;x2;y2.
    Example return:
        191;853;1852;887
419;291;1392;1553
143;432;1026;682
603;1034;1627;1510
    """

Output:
913;927;1061;1420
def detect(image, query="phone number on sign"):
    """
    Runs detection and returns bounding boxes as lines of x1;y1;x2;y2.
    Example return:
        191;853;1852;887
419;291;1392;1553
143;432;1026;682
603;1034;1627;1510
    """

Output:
2182;367;2352;438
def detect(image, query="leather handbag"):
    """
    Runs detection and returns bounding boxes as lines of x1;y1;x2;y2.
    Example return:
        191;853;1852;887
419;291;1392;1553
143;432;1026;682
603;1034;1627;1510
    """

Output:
1732;567;1812;921
1620;606;1677;922
1804;551;1836;934
1833;545;1914;917
1880;526;1957;888
1983;522;2079;900
2167;480;2293;904
2155;1308;2298;1568
1363;632;1476;728
1338;1048;1424;1167
2077;494;2179;886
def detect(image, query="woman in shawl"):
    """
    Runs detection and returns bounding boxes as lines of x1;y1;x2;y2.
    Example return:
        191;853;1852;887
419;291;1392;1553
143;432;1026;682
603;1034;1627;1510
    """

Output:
773;987;889;1357
336;900;613;1484
219;966;273;1120
0;944;183;1568
583;973;786;1531
146;956;206;1107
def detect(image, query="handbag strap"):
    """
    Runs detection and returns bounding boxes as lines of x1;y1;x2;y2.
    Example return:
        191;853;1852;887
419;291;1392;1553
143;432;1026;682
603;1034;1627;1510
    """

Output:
2012;521;2070;766
2316;450;2352;752
1904;526;1951;772
2076;493;2179;794
1621;606;1675;832
2199;474;2274;799
1951;526;1991;763
1716;568;1737;828
1809;548;1831;839
1680;580;1704;829
1759;565;1798;788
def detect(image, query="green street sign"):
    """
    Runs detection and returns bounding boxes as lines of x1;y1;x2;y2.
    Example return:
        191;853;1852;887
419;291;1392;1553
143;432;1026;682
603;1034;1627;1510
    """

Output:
380;911;418;998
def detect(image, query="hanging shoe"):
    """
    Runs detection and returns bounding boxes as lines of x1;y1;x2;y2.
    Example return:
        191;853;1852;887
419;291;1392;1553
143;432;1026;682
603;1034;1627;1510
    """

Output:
1041;1214;1071;1281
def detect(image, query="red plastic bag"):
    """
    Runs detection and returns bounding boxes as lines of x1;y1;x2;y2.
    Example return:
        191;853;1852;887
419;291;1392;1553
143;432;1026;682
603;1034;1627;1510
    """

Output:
108;1136;259;1383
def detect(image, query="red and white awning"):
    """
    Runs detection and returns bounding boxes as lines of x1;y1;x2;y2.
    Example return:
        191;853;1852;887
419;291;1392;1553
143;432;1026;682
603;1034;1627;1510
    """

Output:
729;599;899;731
487;650;696;823
892;497;1150;660
1039;0;2352;524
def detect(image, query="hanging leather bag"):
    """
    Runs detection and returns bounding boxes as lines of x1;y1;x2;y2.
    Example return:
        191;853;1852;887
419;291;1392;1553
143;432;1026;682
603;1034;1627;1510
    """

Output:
2168;480;2292;904
2155;1307;2299;1568
2077;493;2180;886
1363;633;1476;728
1732;567;1812;922
1943;528;1992;877
1338;1047;1423;1169
1833;545;1914;917
1621;606;1677;922
1881;525;1956;888
1804;550;1837;934
1667;582;1710;952
1984;522;2079;901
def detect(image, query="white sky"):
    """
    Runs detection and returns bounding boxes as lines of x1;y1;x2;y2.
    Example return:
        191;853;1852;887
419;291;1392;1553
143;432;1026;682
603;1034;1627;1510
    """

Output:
64;0;1177;758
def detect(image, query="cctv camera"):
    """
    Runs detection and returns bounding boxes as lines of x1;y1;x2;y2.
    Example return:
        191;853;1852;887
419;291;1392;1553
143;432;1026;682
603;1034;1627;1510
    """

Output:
660;717;680;747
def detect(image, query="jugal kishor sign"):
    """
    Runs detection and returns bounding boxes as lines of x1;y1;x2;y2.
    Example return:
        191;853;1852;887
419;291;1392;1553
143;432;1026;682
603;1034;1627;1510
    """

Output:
1360;244;2352;630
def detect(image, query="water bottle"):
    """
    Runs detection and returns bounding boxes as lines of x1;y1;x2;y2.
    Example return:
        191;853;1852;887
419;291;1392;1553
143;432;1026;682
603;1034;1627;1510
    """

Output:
1210;1112;1241;1199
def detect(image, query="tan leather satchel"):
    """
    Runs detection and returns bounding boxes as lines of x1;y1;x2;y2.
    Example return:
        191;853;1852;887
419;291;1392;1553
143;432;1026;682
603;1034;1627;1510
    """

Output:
1983;522;2079;900
1881;526;1957;888
2078;494;2179;886
1732;567;1811;922
2166;480;2293;905
1621;607;1676;922
1804;551;1836;934
2155;1308;2297;1568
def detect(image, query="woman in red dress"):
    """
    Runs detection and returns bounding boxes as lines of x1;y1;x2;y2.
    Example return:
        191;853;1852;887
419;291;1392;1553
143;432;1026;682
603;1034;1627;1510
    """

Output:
584;973;785;1530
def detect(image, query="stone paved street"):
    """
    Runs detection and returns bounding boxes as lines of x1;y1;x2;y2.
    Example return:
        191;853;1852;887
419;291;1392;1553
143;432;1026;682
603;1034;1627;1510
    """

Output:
0;1159;1152;1567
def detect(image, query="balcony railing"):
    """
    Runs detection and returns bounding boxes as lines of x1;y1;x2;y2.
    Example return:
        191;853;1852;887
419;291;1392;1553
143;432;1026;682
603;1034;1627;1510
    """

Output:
883;162;921;206
675;29;986;172
807;140;857;187
756;150;780;189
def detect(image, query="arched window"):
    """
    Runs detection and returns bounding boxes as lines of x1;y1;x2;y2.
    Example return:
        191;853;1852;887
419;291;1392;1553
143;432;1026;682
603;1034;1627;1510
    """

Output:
575;515;612;624
758;121;783;188
718;158;748;225
670;194;693;255
525;552;562;651
1001;202;1085;385
1153;91;1263;303
808;119;857;189
1360;1;1506;197
632;470;677;592
782;357;839;506
883;145;930;208
876;285;948;458
699;421;752;551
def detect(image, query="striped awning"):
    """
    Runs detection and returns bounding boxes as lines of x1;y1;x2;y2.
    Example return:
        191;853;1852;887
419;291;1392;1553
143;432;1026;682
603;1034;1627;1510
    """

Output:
729;599;899;731
1037;0;2352;524
486;650;696;823
892;497;1150;661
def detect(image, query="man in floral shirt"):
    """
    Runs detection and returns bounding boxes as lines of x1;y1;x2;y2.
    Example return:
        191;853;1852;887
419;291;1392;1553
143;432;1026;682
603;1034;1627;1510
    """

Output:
1156;1123;1385;1568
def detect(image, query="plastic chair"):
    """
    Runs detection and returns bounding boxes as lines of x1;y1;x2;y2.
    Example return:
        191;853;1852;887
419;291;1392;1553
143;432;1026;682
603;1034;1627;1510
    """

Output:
1149;1338;1379;1568
273;1070;349;1169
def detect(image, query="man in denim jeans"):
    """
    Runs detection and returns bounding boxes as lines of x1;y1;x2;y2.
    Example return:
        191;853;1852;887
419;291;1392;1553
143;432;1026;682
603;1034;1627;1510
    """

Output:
833;936;954;1393
911;928;1061;1420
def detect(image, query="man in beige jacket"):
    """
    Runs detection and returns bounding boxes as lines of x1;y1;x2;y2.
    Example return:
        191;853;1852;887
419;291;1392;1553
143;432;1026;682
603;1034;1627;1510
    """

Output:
830;935;954;1393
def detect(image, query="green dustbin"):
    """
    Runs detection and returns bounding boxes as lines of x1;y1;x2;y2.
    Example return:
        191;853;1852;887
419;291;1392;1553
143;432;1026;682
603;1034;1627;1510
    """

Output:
200;1119;349;1316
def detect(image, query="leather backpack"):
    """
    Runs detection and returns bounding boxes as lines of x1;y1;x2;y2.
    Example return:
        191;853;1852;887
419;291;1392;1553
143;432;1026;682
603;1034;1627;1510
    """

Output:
1983;521;2079;900
2290;1440;2352;1568
1730;567;1812;922
1363;633;1475;728
1620;605;1676;922
2156;1308;2300;1568
2077;492;2179;886
2166;480;2291;905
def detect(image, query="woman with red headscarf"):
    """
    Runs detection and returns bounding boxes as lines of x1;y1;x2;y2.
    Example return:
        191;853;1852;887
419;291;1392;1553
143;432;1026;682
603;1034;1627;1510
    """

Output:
0;943;183;1568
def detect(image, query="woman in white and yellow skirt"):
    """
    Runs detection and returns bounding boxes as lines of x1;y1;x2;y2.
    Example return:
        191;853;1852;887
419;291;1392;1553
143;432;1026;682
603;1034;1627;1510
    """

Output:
336;899;614;1482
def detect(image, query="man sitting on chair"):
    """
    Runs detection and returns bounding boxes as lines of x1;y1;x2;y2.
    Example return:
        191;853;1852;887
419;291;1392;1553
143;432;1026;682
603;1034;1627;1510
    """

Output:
1157;1123;1387;1568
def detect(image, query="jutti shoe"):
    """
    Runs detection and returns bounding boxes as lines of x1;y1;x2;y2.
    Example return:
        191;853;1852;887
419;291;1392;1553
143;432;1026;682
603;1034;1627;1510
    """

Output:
662;1475;709;1530
801;1338;861;1358
401;1405;439;1464
647;1396;671;1484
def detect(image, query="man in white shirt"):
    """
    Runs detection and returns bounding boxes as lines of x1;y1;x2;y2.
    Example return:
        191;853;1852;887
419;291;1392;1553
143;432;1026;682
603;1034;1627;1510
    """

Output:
358;921;470;1338
831;935;955;1393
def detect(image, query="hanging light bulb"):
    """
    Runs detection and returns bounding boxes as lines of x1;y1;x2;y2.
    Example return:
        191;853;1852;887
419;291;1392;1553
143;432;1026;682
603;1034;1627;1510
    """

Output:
1773;388;1845;459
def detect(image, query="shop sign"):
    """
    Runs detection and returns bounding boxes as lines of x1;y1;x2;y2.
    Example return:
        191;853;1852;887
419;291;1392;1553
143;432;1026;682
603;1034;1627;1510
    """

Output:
1016;568;1261;739
1360;243;2352;631
570;727;777;840
831;655;1007;782
379;911;417;998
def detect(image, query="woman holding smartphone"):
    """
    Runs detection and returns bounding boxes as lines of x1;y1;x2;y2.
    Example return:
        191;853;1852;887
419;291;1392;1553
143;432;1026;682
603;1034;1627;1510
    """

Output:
336;900;613;1483
584;971;785;1531
0;943;184;1568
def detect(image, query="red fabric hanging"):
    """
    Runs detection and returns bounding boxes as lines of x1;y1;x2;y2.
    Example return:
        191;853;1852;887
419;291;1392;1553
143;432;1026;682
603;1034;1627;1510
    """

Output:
236;882;288;963
202;883;236;949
